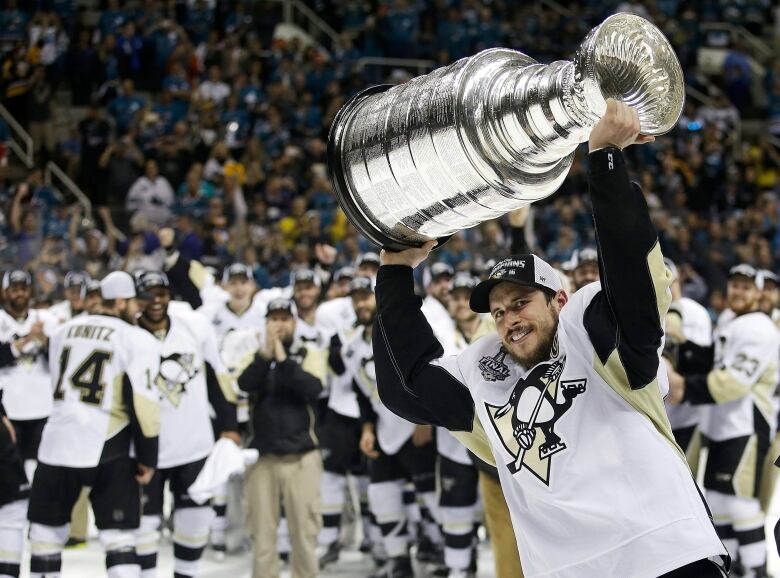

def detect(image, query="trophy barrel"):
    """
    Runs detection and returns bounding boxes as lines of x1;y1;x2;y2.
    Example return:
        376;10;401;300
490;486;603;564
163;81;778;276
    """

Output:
328;13;684;250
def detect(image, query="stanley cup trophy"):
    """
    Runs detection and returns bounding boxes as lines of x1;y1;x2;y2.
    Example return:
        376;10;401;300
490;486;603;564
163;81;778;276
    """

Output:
327;13;684;250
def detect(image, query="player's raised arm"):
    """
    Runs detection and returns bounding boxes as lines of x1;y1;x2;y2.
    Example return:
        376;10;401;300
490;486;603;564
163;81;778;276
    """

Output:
584;100;672;391
373;244;477;432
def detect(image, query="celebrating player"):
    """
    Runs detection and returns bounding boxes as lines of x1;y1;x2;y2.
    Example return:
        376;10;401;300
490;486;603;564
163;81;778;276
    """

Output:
372;100;728;577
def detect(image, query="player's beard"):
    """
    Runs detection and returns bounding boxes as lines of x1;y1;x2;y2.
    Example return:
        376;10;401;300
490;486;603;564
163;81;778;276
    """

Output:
502;307;559;369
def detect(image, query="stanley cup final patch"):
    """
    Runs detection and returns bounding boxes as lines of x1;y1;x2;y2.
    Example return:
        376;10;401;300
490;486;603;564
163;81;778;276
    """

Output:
485;357;587;485
479;347;511;382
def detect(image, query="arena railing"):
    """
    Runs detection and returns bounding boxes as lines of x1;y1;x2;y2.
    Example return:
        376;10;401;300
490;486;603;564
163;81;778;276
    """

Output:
0;103;34;169
267;0;340;50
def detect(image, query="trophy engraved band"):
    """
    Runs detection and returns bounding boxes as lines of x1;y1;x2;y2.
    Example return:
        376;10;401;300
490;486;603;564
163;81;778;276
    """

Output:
327;13;685;250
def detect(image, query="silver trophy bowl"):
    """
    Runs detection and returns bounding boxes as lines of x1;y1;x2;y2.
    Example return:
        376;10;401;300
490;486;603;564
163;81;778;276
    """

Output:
328;13;684;250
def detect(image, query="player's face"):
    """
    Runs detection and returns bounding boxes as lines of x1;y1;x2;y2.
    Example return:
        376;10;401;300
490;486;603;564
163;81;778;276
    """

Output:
266;312;296;345
119;297;140;323
141;286;171;322
65;286;85;312
4;283;30;313
759;280;779;314
293;281;320;311
351;291;376;325
331;279;352;298
227;276;254;302
428;276;452;304
357;264;379;278
727;277;760;315
489;283;565;368
449;289;477;323
572;262;599;291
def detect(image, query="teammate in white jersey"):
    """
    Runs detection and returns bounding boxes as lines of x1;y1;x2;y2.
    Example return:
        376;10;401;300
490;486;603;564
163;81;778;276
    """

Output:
669;264;779;576
373;102;728;578
0;318;49;578
346;277;441;578
421;262;455;346
569;248;600;292
316;267;357;337
134;271;239;578
199;263;267;342
27;271;161;578
0;270;59;478
435;273;495;578
48;271;91;323
198;262;265;555
662;259;713;477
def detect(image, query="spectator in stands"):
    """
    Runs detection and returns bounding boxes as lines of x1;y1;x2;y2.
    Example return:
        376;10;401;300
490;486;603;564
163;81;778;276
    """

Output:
197;65;231;108
126;158;175;227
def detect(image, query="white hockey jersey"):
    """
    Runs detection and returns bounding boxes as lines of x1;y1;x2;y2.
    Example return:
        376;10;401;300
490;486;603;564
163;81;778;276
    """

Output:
0;308;60;420
316;296;356;337
431;282;726;578
702;311;779;443
665;297;713;431
199;299;268;343
40;314;161;468
433;315;496;465
343;325;415;454
47;300;75;324
146;310;234;469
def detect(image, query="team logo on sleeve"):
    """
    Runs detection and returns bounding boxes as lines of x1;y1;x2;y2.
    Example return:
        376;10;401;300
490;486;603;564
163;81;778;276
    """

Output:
479;347;511;382
485;358;586;485
156;353;199;407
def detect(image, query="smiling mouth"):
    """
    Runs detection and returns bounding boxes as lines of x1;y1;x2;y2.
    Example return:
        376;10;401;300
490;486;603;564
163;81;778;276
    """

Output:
508;327;532;344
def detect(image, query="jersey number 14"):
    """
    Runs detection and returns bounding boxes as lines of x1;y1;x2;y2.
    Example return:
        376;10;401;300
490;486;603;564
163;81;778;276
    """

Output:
53;348;113;405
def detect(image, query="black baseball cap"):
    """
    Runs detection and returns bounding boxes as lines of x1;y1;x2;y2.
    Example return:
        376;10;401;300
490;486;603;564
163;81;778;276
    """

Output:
355;252;381;269
222;263;253;284
333;266;355;283
349;276;375;295
759;269;779;287
470;255;563;314
728;264;757;282
85;279;101;294
266;297;295;317
136;271;170;297
292;268;321;287
573;248;598;269
64;270;91;289
430;262;455;281
2;270;31;289
451;272;479;292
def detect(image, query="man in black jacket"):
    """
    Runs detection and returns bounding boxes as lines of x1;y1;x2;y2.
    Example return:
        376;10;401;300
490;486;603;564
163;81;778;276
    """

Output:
239;297;327;578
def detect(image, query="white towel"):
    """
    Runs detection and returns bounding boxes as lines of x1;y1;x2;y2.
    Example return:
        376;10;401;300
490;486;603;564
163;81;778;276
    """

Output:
188;439;260;504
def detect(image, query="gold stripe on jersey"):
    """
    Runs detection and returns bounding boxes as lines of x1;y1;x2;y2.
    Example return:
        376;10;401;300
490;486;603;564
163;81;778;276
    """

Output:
452;414;496;468
734;434;759;497
302;346;328;385
106;374;130;438
134;391;160;437
759;432;780;510
685;428;703;479
188;260;208;289
217;371;237;403
706;362;777;410
593;245;682;460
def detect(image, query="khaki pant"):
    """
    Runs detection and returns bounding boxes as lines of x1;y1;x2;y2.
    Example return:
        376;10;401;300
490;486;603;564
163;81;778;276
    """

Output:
245;450;322;578
480;471;524;578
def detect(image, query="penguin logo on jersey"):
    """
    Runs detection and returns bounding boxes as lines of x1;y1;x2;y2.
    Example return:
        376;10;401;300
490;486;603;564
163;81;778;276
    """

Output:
479;347;511;382
156;352;199;407
485;357;586;485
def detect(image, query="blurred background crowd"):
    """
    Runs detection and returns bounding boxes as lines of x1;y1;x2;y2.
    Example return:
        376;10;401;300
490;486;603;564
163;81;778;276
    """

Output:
0;0;778;318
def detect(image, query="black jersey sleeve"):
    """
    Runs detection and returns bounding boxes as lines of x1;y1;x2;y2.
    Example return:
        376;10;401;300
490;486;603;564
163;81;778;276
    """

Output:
373;265;476;432
584;147;673;391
